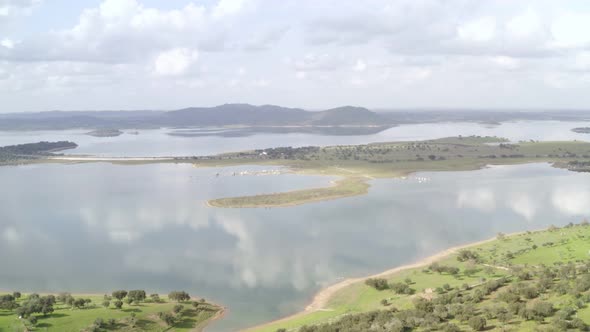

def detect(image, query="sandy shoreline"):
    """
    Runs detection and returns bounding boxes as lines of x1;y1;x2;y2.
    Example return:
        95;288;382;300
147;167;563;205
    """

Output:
242;230;529;331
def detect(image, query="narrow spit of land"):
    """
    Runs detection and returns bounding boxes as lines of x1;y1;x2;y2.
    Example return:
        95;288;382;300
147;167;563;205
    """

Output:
198;136;590;208
249;222;590;332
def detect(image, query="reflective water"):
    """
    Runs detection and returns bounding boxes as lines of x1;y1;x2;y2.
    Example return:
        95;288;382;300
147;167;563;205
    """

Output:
1;120;590;157
1;161;589;331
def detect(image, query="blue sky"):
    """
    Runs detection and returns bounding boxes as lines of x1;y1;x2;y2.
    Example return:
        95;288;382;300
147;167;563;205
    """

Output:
2;0;590;112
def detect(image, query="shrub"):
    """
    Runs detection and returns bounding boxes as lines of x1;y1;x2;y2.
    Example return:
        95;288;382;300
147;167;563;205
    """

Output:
468;316;486;331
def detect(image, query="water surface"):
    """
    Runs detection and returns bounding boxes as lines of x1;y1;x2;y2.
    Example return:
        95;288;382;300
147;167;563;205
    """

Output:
2;120;590;157
1;162;589;331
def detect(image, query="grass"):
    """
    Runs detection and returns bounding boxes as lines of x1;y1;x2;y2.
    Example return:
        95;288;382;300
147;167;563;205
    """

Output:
0;294;222;332
249;223;590;332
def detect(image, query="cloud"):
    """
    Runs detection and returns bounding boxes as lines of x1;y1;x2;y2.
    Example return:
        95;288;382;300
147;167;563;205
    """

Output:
551;12;590;48
457;17;496;42
353;59;367;72
153;48;199;76
0;0;41;17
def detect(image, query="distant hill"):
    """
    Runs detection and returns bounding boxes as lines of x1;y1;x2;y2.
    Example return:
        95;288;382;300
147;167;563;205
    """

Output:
311;106;387;125
0;104;392;130
2;104;590;131
164;104;310;126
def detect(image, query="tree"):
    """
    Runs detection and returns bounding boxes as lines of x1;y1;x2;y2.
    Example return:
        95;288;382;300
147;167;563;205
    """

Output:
12;292;21;299
159;312;175;326
150;294;160;303
0;294;17;310
102;300;110;309
15;295;55;318
128;290;146;304
468;316;486;331
57;292;71;303
112;290;128;301
173;304;184;314
114;300;123;309
168;291;190;302
365;278;389;290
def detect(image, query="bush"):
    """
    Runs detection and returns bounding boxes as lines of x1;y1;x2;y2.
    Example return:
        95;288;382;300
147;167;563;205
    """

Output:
173;304;184;314
365;278;389;290
468;316;486;331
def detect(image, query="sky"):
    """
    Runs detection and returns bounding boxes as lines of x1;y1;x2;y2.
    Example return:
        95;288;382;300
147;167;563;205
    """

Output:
2;0;590;112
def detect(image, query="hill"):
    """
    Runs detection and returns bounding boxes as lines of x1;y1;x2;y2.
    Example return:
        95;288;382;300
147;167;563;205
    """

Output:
0;104;391;130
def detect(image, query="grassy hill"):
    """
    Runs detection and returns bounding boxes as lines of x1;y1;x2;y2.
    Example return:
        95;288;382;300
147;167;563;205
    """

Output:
253;223;590;332
0;292;222;332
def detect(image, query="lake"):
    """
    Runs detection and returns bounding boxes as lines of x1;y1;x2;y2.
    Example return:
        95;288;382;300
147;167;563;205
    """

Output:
1;120;590;157
1;160;589;331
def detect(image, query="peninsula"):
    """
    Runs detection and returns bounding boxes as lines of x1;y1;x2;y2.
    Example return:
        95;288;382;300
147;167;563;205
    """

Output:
249;222;590;332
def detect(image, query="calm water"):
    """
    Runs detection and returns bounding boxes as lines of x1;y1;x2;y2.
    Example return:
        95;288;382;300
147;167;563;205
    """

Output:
1;161;590;331
1;120;590;157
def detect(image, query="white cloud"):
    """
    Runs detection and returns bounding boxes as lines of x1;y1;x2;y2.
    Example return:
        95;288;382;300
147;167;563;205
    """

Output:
551;12;590;48
153;48;199;76
457;16;496;42
1;38;15;48
353;59;367;72
490;56;520;70
506;8;542;39
212;0;249;19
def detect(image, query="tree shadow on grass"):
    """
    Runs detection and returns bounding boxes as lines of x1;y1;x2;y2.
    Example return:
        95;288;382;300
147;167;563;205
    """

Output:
121;308;141;313
134;318;159;330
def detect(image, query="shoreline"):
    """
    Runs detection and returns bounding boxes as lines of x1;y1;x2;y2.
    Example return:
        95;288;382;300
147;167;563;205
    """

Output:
242;229;533;331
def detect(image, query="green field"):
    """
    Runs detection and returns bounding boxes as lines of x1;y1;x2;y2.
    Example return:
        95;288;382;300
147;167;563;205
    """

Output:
250;223;590;332
198;136;590;208
0;292;222;332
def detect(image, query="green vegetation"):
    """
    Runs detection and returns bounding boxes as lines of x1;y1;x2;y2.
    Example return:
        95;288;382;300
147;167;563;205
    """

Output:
0;290;222;332
252;222;590;332
198;136;590;207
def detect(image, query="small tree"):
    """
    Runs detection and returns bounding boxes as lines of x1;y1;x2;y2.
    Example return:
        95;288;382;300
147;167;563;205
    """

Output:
468;316;486;331
113;300;123;309
12;292;21;299
173;304;184;314
102;300;110;309
168;291;190;302
112;290;128;301
128;290;146;305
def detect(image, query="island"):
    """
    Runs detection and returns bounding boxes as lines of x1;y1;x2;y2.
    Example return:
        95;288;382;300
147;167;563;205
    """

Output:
0;141;77;165
0;289;222;331
86;129;123;137
251;222;590;332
